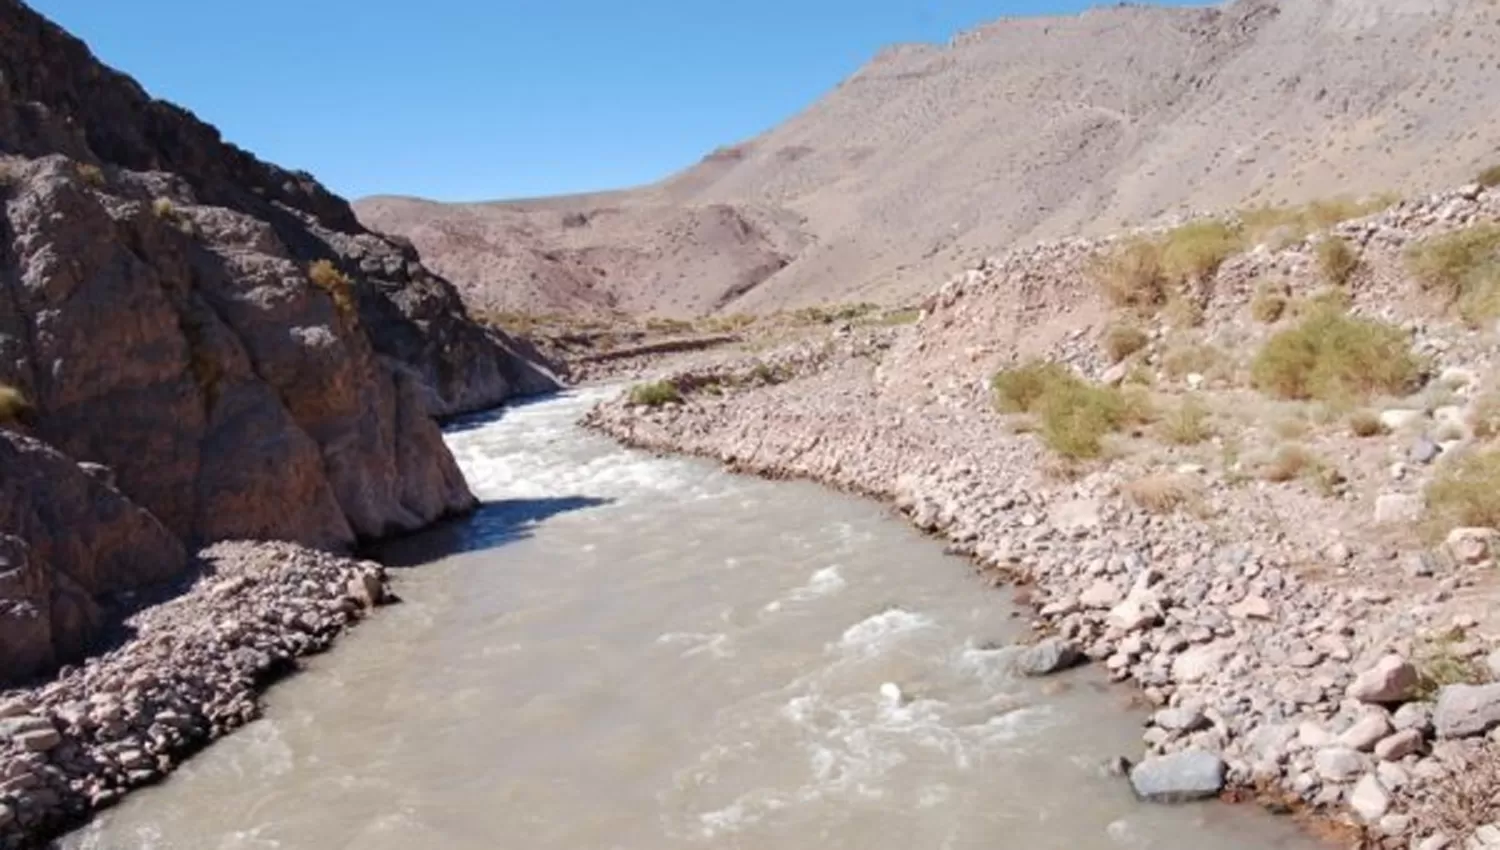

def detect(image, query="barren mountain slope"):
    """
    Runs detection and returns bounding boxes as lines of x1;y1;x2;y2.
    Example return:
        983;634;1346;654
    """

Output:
358;0;1500;317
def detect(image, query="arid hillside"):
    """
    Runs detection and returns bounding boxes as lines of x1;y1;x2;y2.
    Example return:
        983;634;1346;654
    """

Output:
358;0;1500;317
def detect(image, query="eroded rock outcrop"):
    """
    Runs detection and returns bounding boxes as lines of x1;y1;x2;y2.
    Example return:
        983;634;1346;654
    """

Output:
0;0;557;685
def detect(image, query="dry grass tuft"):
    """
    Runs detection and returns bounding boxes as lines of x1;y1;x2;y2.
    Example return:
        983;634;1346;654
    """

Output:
1101;323;1150;363
1124;473;1203;515
1161;343;1231;383
0;384;33;425
1159;220;1239;284
1258;443;1318;483
1157;395;1213;445
1096;239;1168;310
1478;163;1500;189
991;360;1075;414
991;361;1150;458
1315;236;1360;287
1250;281;1288;323
1469;391;1500;440
1425;450;1500;538
1250;307;1422;403
1240;195;1396;248
308;259;356;318
1406;224;1500;327
1347;409;1385;438
628;380;682;406
74;162;104;187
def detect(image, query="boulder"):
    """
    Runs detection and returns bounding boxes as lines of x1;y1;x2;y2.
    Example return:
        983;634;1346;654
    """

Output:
1347;655;1420;704
1444;528;1500;566
1434;683;1500;739
1349;774;1391;822
1374;728;1424;761
1014;638;1083;676
1127;750;1226;803
1340;712;1393;752
1173;645;1228;685
1313;747;1367;782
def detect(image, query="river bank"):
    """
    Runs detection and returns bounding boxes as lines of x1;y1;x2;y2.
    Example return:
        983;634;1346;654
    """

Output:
580;184;1500;850
0;542;388;848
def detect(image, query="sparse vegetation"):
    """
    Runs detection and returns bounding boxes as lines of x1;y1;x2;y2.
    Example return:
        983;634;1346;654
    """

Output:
1469;391;1500;440
307;259;355;317
1101;323;1149;363
1159;221;1240;284
151;197;177;220
874;308;923;326
0;384;32;425
645;317;695;335
1348;409;1385;438
74;162;104;187
1157;395;1212;445
1258;443;1318;483
1250;281;1288;323
1414;628;1487;700
1315;236;1360;287
1405;224;1500;327
1425;449;1500;538
991;361;1148;458
1161;343;1230;383
1163;292;1205;328
1250;307;1422;403
1124;473;1202;515
1239;195;1397;249
628;380;682;406
1478;163;1500;189
1096;239;1168;310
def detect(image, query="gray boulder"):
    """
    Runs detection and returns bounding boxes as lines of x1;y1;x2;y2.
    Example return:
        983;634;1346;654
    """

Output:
1014;638;1083;676
1434;683;1500;739
1128;750;1226;803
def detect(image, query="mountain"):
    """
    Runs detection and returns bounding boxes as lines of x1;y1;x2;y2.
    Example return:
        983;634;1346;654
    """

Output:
0;0;555;683
356;0;1500;317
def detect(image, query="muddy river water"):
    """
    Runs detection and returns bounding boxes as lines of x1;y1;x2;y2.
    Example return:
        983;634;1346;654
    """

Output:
61;388;1318;850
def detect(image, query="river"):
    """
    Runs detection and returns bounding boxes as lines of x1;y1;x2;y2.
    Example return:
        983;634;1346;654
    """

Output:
59;387;1317;850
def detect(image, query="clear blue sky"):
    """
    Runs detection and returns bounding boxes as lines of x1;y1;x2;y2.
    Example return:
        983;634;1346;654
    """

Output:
31;1;1206;202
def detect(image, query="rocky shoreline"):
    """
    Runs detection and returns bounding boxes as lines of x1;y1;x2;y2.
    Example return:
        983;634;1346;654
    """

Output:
0;541;389;848
582;325;1500;849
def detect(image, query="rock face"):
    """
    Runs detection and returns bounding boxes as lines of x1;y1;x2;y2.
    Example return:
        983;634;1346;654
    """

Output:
0;432;187;682
1127;750;1226;803
0;0;556;684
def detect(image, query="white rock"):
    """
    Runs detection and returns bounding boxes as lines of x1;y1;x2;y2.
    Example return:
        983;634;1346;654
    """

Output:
1173;645;1229;685
1445;528;1500;566
1381;409;1426;431
1080;579;1122;608
1340;712;1393;752
1228;594;1273;620
1314;746;1367;782
1347;655;1420;704
1349;773;1391;822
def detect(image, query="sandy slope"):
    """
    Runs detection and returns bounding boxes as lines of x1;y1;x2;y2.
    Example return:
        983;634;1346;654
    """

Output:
357;0;1500;316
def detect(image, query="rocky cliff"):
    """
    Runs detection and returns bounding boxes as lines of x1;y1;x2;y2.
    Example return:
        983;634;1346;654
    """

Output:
0;0;556;684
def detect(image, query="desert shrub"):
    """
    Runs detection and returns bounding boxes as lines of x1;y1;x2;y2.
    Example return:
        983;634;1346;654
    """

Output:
1241;195;1397;248
1161;343;1230;383
992;361;1146;458
991;360;1076;413
1157;395;1212;445
1250;307;1421;402
628;380;682;406
1125;364;1155;386
74;162;104;186
1425;450;1500;536
1159;220;1240;283
1163;292;1206;328
1348;409;1385;438
1102;323;1150;363
151;197;177;219
1469;391;1500;440
0;384;32;425
1315;236;1360;287
874;308;923;326
1477;163;1500;188
1035;380;1137;459
308;259;355;317
1250;281;1288;323
1406;224;1500;326
1096;239;1167;309
1124;473;1202;515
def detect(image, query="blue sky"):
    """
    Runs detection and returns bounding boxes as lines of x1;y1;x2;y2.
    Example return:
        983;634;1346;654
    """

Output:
32;1;1206;202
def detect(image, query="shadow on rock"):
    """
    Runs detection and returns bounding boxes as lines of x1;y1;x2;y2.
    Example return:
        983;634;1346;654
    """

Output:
374;495;612;567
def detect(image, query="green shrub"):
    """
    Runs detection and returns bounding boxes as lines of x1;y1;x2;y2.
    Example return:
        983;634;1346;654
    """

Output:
1250;281;1289;323
1425;450;1500;536
628;380;682;406
1101;323;1149;363
74;162;104;187
991;361;1146;458
991;360;1076;413
1160;220;1239;283
1096;239;1167;309
1157;395;1212;445
0;384;32;425
1250;307;1422;402
1477;164;1500;189
1316;236;1360;287
308;259;355;317
1406;225;1500;326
